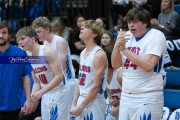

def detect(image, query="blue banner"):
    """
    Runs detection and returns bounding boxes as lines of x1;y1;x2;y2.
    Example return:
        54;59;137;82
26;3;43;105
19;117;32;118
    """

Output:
0;56;49;64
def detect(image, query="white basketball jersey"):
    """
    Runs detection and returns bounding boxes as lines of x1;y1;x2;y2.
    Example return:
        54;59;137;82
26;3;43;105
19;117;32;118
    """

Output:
107;69;122;99
44;35;75;80
122;29;166;94
31;45;65;89
79;46;108;97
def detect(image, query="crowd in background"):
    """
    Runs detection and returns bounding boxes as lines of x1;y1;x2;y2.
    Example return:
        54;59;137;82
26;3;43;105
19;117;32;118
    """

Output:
0;0;180;119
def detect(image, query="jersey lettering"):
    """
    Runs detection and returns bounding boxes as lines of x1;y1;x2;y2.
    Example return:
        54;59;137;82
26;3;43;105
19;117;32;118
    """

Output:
124;47;140;69
108;89;121;95
33;66;47;74
38;74;48;84
79;65;90;72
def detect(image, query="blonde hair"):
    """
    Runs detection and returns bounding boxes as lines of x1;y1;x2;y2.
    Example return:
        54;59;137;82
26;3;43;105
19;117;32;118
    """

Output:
82;20;104;43
51;17;66;36
161;0;174;23
100;30;115;52
32;17;52;32
16;26;38;42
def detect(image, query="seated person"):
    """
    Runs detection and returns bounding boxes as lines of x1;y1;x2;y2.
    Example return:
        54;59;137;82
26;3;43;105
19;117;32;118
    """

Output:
72;59;79;79
151;0;179;36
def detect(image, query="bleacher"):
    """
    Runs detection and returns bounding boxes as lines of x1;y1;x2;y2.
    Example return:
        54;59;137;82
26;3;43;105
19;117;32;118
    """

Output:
164;68;180;108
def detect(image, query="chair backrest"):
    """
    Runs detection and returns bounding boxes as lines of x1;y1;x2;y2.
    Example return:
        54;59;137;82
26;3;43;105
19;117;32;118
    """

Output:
169;109;180;120
174;5;180;16
161;107;172;120
164;68;180;86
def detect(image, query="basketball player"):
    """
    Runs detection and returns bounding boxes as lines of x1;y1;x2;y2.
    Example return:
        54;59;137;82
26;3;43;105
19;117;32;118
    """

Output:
111;7;166;120
16;26;69;120
70;20;108;120
104;49;122;120
32;17;76;119
0;21;32;120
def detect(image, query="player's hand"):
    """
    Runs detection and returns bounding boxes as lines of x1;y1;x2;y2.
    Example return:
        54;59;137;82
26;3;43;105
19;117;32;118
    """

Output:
31;91;43;103
109;97;119;107
115;29;130;50
24;100;31;115
70;106;83;116
109;107;119;117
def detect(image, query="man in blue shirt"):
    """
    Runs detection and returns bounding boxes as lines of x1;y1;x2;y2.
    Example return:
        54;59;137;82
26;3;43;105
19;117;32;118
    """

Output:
0;21;33;120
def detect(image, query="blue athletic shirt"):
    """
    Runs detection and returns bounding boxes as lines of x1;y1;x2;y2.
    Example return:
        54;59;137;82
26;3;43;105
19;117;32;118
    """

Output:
0;44;33;111
21;73;41;110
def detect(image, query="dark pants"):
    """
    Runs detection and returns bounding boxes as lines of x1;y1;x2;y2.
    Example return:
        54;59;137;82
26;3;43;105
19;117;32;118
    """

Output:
19;110;41;120
0;109;21;120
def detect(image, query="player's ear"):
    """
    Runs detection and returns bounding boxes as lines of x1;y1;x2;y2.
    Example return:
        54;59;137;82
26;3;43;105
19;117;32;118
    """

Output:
46;27;50;33
31;36;36;42
92;33;98;38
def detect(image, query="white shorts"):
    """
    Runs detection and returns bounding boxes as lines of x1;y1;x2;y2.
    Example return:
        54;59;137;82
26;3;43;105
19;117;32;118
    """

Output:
76;95;106;120
119;91;164;120
41;85;71;120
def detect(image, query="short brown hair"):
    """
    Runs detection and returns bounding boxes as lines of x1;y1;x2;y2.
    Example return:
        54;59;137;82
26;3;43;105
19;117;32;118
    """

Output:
0;21;11;35
32;17;52;32
16;26;38;42
82;20;104;43
124;7;151;28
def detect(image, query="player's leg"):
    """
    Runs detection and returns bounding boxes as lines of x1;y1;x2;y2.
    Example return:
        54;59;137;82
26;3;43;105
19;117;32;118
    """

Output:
75;96;87;120
118;96;130;120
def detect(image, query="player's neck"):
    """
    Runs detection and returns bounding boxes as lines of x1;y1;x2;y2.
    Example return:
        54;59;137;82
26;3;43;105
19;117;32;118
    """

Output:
45;33;55;44
30;43;40;56
84;38;97;52
0;42;9;53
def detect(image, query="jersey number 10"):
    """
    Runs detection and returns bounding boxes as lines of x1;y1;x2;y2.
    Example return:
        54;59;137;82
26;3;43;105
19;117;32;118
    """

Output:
38;74;48;84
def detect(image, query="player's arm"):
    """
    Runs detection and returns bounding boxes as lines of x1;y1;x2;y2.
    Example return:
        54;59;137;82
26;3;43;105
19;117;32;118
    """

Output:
22;74;31;115
31;47;64;102
71;80;80;107
78;50;108;111
74;41;86;50
56;38;68;70
112;30;130;69
117;69;122;86
31;71;41;94
122;50;160;72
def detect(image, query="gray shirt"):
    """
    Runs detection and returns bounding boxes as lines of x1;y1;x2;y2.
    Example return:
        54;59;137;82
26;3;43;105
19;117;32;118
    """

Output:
157;11;179;36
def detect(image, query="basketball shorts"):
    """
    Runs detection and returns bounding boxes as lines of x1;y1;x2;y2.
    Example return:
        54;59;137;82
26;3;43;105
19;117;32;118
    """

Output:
119;91;164;120
76;95;106;120
41;85;71;120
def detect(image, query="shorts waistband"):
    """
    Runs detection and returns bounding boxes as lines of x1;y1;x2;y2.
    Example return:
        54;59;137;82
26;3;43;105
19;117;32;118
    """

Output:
80;94;104;98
